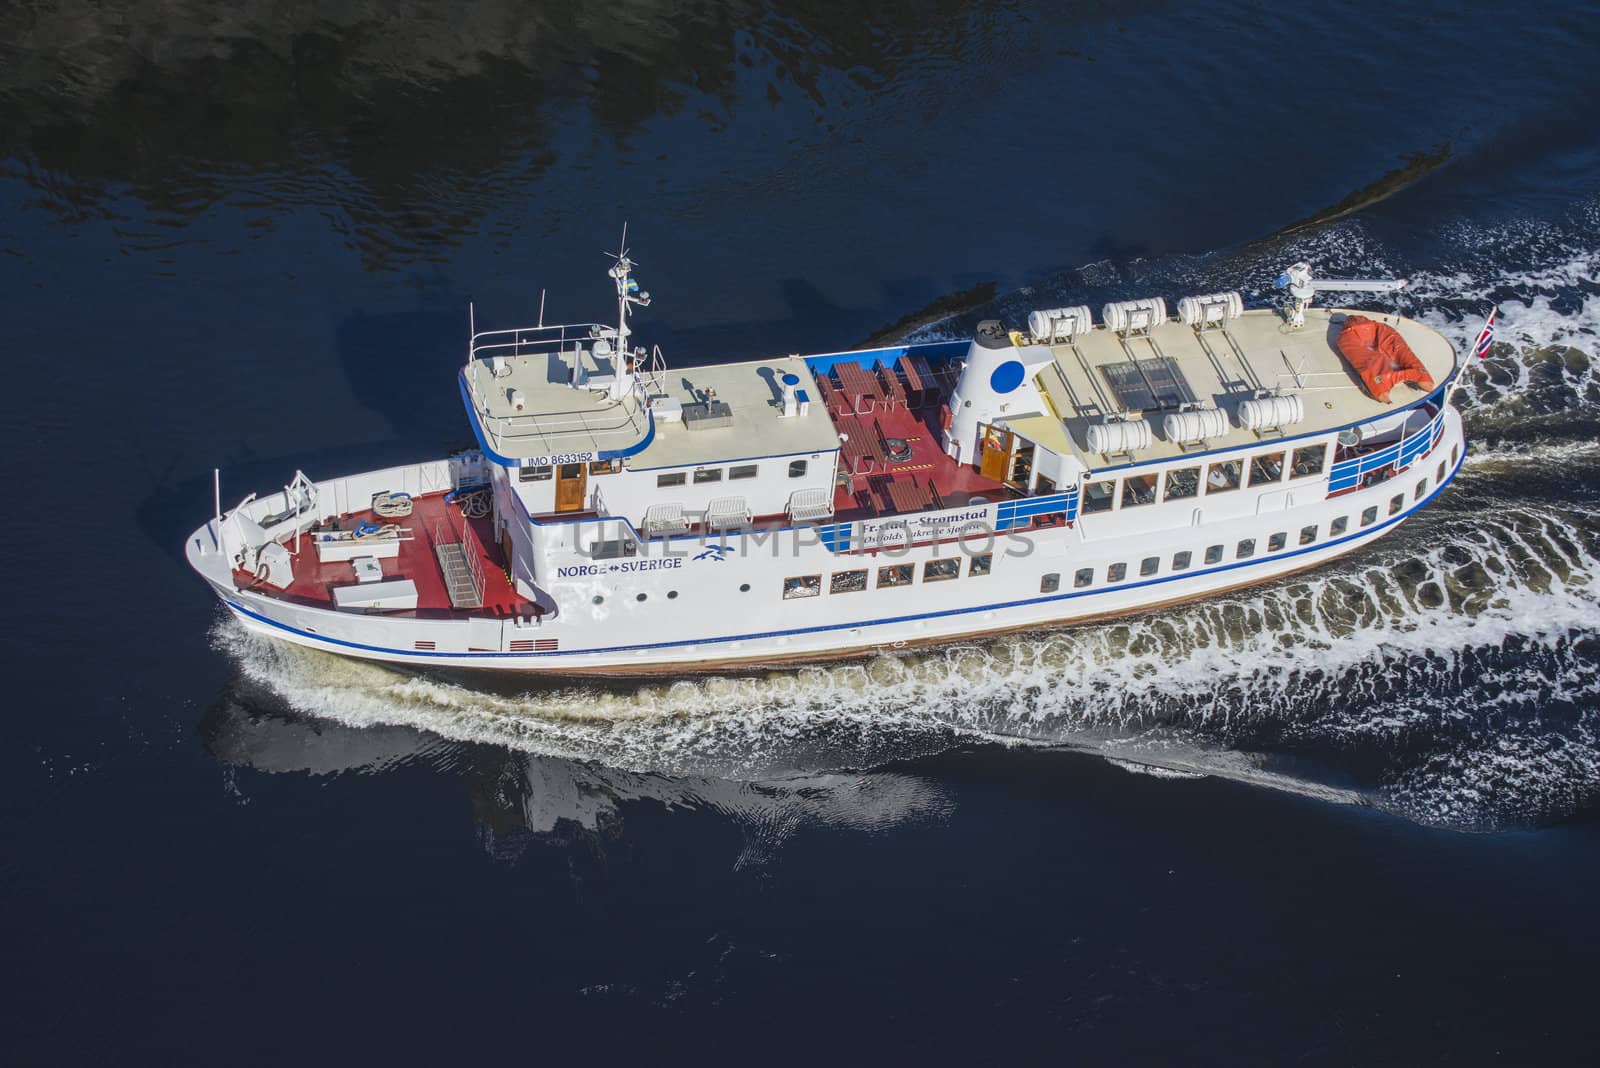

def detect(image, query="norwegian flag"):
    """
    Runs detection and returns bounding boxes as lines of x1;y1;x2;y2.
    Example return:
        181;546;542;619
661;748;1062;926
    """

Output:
1473;307;1497;359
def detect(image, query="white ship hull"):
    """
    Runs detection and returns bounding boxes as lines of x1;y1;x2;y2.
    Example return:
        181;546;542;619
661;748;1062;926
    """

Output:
188;409;1466;674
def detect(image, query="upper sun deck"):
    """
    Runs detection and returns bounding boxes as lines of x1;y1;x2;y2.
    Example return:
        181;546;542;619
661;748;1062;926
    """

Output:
1025;307;1457;470
627;356;841;470
461;321;841;470
461;323;652;463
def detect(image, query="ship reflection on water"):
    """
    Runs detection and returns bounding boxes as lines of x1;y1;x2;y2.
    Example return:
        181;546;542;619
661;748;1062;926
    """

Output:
201;682;955;863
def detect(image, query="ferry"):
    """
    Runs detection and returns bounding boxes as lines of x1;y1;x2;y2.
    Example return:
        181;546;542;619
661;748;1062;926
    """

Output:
186;248;1472;674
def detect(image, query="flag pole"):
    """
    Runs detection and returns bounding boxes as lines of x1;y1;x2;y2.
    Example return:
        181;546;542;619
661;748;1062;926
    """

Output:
1445;305;1496;413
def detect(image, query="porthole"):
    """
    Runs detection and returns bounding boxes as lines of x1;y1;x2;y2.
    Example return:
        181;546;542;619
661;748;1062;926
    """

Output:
667;590;679;599
739;583;751;592
592;595;605;605
636;593;648;602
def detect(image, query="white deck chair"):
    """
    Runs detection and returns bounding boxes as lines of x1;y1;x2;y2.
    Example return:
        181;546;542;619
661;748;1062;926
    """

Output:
786;487;834;523
642;502;689;537
704;496;753;531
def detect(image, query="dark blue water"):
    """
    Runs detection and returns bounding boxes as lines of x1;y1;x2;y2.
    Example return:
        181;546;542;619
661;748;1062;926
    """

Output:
5;1;1600;1061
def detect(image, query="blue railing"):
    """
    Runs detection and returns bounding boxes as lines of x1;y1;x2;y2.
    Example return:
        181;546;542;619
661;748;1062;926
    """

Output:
1327;409;1447;492
995;490;1078;530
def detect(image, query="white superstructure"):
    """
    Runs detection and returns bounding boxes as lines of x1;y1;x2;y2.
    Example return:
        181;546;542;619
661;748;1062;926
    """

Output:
187;250;1468;675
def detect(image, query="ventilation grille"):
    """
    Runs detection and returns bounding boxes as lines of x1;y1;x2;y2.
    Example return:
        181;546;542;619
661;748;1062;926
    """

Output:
509;638;559;653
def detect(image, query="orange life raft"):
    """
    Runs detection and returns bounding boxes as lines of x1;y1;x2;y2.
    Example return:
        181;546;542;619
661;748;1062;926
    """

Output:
1335;315;1435;403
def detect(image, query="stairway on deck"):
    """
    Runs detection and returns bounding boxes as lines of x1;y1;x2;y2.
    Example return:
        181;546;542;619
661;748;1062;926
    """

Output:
434;542;482;609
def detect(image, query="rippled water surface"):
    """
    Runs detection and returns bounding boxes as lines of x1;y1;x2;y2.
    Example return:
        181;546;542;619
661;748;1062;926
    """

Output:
4;1;1599;1061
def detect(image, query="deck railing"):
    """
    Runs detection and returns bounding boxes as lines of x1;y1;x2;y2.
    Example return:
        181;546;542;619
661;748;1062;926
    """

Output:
1327;408;1447;492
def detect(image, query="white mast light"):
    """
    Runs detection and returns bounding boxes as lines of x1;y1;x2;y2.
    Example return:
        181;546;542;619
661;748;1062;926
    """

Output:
1274;261;1407;328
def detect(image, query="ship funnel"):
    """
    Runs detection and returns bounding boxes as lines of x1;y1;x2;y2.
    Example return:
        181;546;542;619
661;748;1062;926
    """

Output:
945;319;1037;465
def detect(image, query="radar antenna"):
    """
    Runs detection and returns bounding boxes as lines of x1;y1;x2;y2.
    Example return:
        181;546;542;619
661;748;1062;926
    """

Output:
1274;261;1408;329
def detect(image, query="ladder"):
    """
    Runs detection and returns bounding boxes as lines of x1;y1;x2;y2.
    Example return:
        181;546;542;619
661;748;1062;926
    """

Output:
432;520;484;609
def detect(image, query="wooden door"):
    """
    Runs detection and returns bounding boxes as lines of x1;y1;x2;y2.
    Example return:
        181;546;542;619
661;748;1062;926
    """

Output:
554;462;588;513
978;426;1013;482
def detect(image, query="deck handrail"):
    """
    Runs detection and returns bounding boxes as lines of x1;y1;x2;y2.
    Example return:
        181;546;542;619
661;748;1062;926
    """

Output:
1327;408;1446;492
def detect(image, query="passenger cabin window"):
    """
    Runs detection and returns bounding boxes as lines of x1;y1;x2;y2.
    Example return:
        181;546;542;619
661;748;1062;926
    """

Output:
782;575;821;599
1299;524;1318;546
1204;545;1224;565
788;460;808;478
1236;538;1256;559
730;464;759;481
1415;478;1428;501
1389;493;1404;516
1139;556;1159;577
1361;506;1379;527
657;472;687;488
1249;452;1286;486
520;465;553;482
969;554;993;577
1330;516;1349;536
1122;475;1157;508
693;468;723;484
1041;573;1061;593
1291;445;1327;478
1107;562;1127;582
1436;460;1446;484
1451;445;1459;466
1164;467;1200;501
830;569;867;594
1083;479;1117;513
924;559;960;582
877;564;914;588
1073;568;1093;588
1172;550;1192;571
1267;532;1287;552
1206;460;1242;493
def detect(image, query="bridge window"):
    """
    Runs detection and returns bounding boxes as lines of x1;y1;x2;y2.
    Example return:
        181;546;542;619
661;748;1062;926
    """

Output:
1107;562;1127;582
588;459;620;476
1330;516;1349;536
1236;538;1256;559
1415;478;1428;501
1083;479;1117;513
1291;445;1327;478
788;460;809;478
1300;524;1318;546
1074;568;1093;588
1268;532;1287;552
1172;550;1192;571
1389;493;1404;516
878;564;914;588
657;472;687;488
1139;556;1159;577
520;465;553;482
1164;466;1200;500
1206;460;1242;494
1122;475;1158;508
924;559;961;582
830;569;867;594
1204;545;1224;565
1361;506;1378;527
1249;452;1286;486
782;575;821;599
730;464;759;480
969;553;993;577
693;468;723;484
1041;572;1061;593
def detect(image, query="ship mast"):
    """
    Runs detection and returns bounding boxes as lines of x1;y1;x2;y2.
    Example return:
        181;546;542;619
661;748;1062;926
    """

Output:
605;224;651;401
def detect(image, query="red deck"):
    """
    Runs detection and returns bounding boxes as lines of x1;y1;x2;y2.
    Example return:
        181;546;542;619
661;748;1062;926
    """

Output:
234;491;535;618
824;361;1012;522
